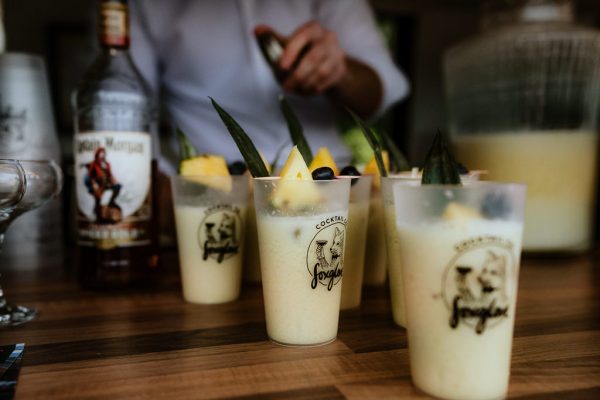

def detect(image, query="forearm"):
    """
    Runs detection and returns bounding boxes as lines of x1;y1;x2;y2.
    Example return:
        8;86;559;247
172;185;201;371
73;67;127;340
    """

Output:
329;56;383;120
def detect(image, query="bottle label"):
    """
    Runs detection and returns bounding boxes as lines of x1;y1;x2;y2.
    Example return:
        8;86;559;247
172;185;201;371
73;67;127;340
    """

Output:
74;131;152;249
100;1;129;48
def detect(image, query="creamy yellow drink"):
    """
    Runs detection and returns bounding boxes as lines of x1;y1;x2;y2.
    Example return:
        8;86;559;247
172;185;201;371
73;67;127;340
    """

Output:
253;146;351;346
383;205;406;327
399;217;523;400
257;212;347;345
243;198;262;283
364;192;387;284
174;204;246;304
454;130;599;252
340;200;370;310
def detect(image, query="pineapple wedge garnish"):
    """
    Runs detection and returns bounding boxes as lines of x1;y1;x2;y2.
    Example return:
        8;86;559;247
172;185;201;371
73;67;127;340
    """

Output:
309;147;339;176
271;146;320;210
179;154;232;192
363;150;389;190
442;202;482;220
279;145;313;180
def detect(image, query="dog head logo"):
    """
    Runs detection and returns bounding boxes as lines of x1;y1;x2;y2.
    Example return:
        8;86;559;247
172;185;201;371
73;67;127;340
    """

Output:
443;240;515;334
307;221;345;291
198;208;242;264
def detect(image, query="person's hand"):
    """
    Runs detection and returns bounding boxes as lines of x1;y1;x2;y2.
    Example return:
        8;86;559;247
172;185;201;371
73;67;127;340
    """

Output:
254;21;383;118
277;21;347;95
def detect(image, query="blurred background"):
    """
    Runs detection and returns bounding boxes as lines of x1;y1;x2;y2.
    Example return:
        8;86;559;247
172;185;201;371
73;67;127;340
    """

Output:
2;0;600;242
3;0;599;159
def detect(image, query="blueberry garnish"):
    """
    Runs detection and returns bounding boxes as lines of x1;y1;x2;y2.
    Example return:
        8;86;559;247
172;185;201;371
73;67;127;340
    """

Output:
481;192;511;219
312;166;335;180
340;165;361;177
228;160;247;175
340;165;361;185
456;162;469;175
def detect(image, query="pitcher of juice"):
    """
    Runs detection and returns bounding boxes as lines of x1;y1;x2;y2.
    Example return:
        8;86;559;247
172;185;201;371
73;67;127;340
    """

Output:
444;0;600;253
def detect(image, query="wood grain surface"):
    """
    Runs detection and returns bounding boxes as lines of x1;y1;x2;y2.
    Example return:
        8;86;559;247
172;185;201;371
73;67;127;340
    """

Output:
0;250;599;399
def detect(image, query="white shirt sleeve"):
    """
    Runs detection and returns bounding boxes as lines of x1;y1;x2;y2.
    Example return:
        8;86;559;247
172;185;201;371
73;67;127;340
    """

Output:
129;0;160;93
315;0;410;117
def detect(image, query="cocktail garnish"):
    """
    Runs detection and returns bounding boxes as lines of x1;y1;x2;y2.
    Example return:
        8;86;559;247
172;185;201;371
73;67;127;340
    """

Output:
347;108;388;178
443;202;482;220
179;154;233;192
379;129;410;172
210;97;270;178
272;145;320;209
421;131;461;185
309;147;339;176
279;146;313;181
481;192;512;219
339;165;360;186
312;167;335;180
279;95;313;165
177;127;198;165
228;160;247;175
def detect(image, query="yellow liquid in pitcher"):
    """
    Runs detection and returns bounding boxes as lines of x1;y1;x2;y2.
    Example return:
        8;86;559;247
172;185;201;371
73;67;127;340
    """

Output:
453;130;599;252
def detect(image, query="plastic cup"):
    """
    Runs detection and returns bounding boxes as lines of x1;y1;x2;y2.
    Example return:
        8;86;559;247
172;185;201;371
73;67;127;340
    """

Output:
381;176;409;327
394;180;526;400
253;177;351;346
339;175;372;310
243;189;262;283
382;172;482;328
363;188;387;285
171;175;249;304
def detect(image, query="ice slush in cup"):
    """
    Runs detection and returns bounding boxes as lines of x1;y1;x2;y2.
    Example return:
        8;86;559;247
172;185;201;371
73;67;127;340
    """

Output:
171;174;249;304
395;180;526;399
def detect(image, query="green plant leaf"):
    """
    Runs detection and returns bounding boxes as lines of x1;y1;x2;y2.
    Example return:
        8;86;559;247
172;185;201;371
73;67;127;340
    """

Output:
379;129;410;172
279;96;313;165
177;127;198;161
346;108;388;177
210;97;270;178
421;131;461;185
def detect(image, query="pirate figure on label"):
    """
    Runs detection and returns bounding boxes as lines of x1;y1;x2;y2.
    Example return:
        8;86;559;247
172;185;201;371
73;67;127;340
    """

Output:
83;147;122;223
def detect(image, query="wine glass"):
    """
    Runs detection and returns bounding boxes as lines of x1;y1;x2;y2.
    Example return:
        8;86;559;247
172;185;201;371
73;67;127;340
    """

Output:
0;159;63;326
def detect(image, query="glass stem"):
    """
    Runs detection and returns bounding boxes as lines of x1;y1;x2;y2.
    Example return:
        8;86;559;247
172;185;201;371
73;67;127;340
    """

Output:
0;227;7;308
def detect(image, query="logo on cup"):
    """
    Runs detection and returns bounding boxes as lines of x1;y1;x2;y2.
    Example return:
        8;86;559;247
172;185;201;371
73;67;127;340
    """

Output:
307;216;346;291
441;236;515;334
198;206;242;264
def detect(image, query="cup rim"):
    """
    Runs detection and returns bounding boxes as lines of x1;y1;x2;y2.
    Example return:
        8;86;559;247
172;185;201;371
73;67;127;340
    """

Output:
337;174;372;180
171;174;248;181
392;180;526;191
252;176;349;183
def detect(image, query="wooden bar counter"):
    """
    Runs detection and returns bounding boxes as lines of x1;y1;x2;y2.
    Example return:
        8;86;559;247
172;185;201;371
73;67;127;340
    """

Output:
0;249;599;399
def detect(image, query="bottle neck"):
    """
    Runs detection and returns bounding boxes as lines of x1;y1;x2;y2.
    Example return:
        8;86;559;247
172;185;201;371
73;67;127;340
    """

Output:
99;0;129;50
481;0;574;31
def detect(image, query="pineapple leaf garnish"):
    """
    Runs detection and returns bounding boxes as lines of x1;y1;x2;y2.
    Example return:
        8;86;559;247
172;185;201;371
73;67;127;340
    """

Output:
380;129;410;172
421;130;461;185
279;95;313;165
347;108;388;177
210;97;270;177
177;127;198;161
